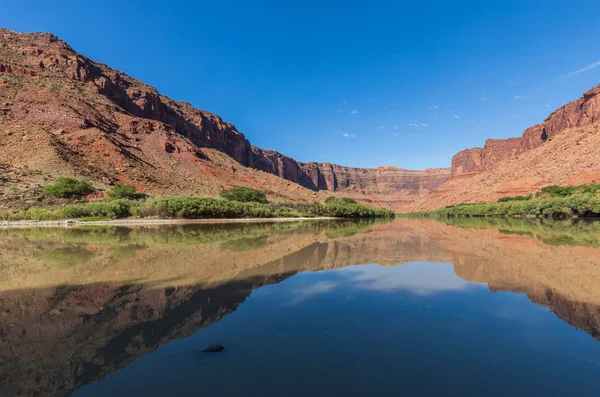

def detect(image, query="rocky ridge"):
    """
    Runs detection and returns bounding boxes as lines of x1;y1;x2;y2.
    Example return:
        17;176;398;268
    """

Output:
1;28;599;212
0;28;449;211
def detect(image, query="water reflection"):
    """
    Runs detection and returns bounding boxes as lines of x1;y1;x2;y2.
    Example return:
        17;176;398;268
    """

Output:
0;218;599;397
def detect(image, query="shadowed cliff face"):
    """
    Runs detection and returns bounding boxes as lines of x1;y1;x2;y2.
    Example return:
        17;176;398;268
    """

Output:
1;219;600;397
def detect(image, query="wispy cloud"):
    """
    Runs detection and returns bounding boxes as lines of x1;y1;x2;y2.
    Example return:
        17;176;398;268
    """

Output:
337;263;479;295
514;95;528;100
283;281;337;306
468;120;475;123
506;79;516;85
350;109;358;115
479;96;495;101
564;59;600;78
342;100;348;104
409;123;419;127
430;105;439;109
393;125;399;130
453;115;459;119
379;126;386;130
342;132;356;138
543;104;551;108
420;123;429;127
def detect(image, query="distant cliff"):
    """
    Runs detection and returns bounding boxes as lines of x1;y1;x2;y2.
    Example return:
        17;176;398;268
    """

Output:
451;85;600;177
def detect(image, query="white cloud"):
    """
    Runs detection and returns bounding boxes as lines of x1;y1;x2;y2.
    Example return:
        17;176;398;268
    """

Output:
453;115;459;119
506;79;516;85
350;109;358;115
283;281;337;306
342;100;347;104
564;59;600;78
342;132;356;138
430;105;439;109
337;263;480;295
544;104;551;108
409;123;419;127
420;123;428;127
514;95;528;100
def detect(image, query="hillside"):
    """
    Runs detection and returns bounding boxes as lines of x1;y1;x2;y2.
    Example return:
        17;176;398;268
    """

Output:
1;28;599;213
0;28;448;211
409;85;600;211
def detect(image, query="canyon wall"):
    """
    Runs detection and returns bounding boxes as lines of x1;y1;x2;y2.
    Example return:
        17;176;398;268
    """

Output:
0;28;448;209
2;28;599;212
451;85;600;177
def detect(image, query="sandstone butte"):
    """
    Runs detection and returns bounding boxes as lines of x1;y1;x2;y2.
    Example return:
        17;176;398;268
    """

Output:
1;28;599;212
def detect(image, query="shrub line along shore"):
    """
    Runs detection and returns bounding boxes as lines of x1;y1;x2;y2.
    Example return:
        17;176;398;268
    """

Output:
0;179;395;222
0;216;341;228
403;184;600;220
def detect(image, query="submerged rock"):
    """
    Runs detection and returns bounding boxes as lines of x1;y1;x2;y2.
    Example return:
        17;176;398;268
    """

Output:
201;344;225;353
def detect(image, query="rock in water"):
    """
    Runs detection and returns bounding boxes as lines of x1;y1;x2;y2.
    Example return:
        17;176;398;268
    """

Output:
202;344;225;353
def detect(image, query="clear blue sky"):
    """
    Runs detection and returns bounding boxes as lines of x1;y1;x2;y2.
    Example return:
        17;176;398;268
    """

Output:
2;1;599;169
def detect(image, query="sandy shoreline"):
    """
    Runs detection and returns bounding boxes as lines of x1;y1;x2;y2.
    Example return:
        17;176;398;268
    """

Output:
0;217;341;228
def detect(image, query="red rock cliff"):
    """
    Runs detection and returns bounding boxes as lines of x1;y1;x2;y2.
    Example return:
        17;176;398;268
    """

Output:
0;28;450;209
451;85;600;176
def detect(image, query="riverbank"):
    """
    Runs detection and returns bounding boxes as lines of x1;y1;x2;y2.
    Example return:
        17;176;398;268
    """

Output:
0;216;343;228
402;184;600;220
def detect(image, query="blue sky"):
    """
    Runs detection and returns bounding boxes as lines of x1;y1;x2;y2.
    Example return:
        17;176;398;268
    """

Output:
2;1;599;169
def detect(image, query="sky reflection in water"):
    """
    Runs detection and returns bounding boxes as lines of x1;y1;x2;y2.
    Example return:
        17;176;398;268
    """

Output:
74;261;600;397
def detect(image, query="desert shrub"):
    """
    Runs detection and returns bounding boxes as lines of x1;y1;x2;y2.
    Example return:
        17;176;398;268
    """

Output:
497;194;532;202
108;184;146;200
58;199;134;219
314;201;394;218
219;187;268;204
325;196;359;205
133;197;273;219
42;177;94;198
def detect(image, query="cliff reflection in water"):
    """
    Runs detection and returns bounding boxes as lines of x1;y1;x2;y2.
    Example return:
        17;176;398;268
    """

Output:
1;218;600;397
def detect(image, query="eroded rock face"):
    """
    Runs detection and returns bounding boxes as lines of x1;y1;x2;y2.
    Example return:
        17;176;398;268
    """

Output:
0;28;448;210
451;86;600;176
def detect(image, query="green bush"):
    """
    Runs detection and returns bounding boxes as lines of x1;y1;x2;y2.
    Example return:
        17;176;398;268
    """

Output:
219;187;268;204
133;197;273;219
497;194;532;202
59;199;133;219
42;177;95;199
314;201;395;218
325;196;358;205
108;184;146;200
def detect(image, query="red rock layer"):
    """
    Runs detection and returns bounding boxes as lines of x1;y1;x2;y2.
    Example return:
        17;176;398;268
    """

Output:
451;85;600;177
0;28;449;210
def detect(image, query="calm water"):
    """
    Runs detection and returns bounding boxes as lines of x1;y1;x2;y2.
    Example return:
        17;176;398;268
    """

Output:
1;218;600;397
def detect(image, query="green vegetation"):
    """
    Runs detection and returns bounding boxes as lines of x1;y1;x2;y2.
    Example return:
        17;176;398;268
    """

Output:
315;196;395;218
108;184;146;200
497;194;532;202
432;217;600;248
1;179;394;221
405;184;600;219
42;177;94;199
219;187;268;204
